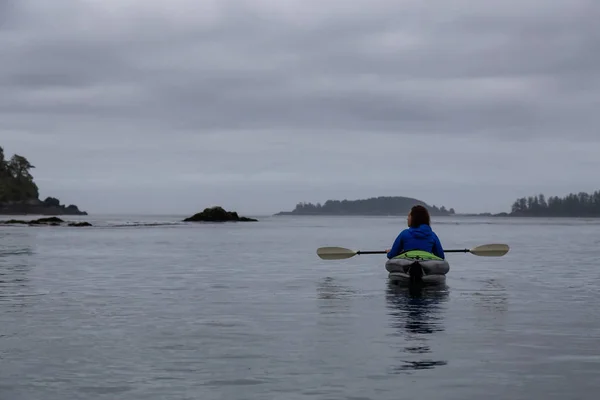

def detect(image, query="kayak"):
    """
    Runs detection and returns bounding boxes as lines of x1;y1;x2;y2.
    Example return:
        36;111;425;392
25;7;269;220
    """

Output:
385;250;450;285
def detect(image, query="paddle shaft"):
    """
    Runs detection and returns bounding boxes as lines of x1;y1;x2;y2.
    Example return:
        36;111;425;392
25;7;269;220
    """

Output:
357;249;471;255
317;243;508;260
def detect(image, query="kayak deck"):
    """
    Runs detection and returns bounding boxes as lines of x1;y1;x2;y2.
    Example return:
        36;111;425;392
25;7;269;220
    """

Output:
385;250;450;285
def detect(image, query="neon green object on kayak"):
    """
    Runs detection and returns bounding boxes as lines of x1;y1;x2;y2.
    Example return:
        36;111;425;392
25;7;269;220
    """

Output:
393;250;445;261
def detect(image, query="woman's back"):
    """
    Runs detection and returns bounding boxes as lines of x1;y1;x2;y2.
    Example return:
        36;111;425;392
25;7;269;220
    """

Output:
399;224;440;252
385;205;445;259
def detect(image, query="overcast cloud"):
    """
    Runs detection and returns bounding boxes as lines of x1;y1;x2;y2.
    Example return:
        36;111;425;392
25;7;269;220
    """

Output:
1;0;599;215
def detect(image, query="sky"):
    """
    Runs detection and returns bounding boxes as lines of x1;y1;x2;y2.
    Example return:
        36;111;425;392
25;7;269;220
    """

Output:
1;0;599;215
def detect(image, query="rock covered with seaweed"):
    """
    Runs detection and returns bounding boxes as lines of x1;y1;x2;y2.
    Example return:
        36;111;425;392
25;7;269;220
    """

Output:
183;206;257;222
0;217;92;227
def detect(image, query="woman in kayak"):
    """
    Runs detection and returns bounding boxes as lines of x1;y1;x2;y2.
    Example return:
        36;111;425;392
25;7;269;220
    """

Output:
385;205;445;259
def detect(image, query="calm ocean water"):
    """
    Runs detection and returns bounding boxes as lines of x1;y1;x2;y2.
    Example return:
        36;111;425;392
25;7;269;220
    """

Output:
1;214;600;399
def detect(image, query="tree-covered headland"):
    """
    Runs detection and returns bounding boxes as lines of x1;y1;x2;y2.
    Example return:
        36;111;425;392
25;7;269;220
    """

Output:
0;146;87;215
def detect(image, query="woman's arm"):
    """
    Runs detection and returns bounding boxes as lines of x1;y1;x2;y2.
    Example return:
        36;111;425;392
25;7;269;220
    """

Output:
432;233;445;259
386;232;404;259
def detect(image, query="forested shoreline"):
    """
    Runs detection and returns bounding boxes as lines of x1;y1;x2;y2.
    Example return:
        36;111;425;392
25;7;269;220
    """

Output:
509;191;600;217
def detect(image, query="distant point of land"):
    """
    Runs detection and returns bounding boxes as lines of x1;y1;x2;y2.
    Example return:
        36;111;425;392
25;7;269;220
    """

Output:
0;146;87;216
505;191;600;218
274;196;455;217
183;206;258;222
454;190;600;218
432;190;600;218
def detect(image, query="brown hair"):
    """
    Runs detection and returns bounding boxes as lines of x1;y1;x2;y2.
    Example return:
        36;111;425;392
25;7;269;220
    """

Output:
409;205;430;228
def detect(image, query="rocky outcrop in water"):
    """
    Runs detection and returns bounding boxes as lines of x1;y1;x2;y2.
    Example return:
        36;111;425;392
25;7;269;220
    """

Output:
183;206;258;222
0;217;92;227
68;221;93;227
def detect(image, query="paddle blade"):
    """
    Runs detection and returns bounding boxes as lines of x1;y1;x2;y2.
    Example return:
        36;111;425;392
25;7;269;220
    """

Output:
316;247;358;260
469;244;510;257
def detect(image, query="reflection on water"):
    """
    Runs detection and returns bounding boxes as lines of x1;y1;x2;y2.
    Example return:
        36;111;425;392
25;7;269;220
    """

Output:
0;231;35;259
386;281;449;372
316;277;357;301
0;231;36;309
316;276;357;312
473;279;508;313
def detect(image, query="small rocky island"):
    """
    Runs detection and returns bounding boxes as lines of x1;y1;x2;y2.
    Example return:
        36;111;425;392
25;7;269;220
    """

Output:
0;146;88;216
183;206;258;222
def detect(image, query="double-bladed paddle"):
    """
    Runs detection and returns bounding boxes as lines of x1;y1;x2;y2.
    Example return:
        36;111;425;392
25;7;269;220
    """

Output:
316;244;510;260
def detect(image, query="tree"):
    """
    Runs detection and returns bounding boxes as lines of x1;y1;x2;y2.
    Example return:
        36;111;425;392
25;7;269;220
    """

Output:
0;147;7;177
8;154;35;180
538;193;547;208
0;150;40;202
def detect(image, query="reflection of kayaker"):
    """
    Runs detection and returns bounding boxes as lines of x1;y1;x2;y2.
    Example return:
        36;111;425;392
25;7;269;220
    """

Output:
385;205;445;260
385;282;449;372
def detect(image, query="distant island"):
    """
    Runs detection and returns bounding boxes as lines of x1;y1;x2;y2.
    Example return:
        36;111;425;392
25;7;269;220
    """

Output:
275;196;455;216
0;146;87;216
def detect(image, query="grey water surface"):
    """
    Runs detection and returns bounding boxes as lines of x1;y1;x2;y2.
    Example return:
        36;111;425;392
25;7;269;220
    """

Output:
1;215;600;399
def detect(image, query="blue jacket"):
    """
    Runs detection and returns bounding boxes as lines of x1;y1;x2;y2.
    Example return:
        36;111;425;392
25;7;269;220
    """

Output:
386;224;445;259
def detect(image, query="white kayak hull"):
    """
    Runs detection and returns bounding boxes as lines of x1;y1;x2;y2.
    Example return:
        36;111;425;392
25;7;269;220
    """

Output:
388;272;446;285
385;250;450;285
